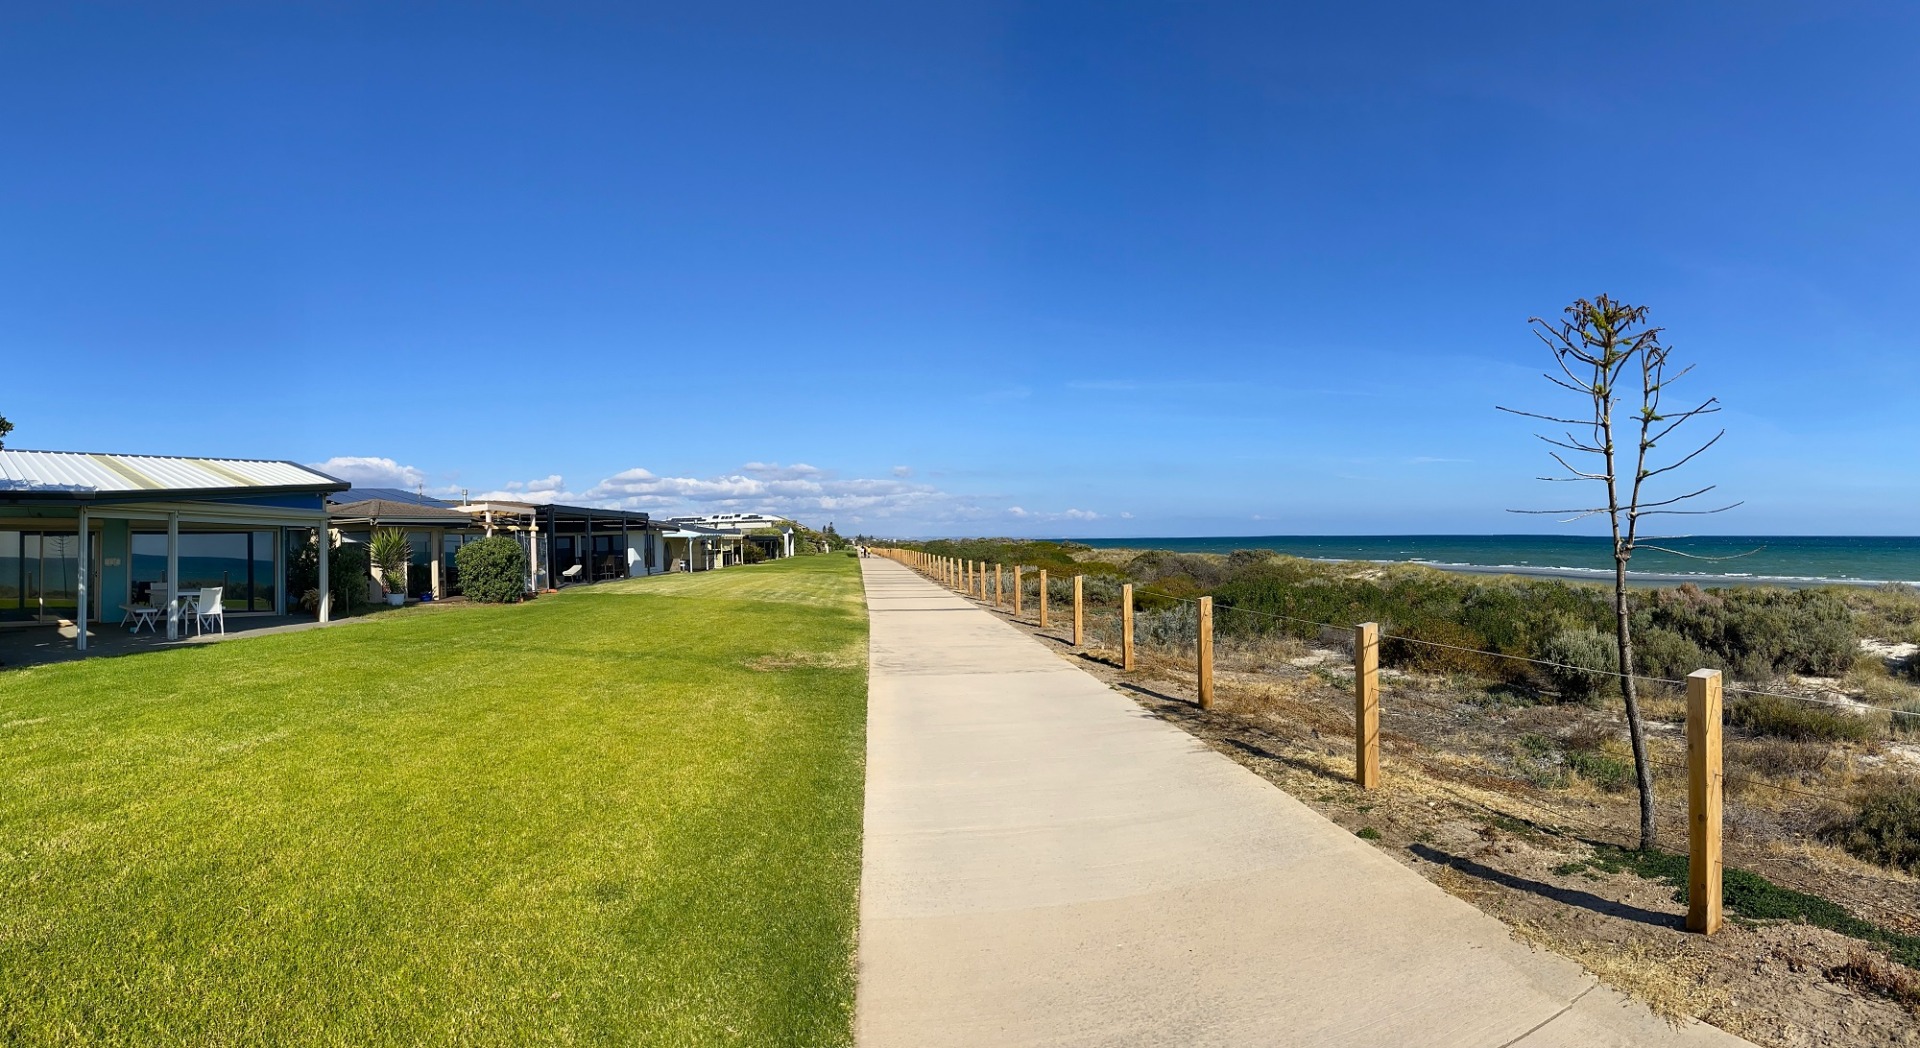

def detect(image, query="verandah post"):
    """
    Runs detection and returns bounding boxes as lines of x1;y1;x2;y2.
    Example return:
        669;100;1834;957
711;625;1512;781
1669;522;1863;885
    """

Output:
1197;596;1213;708
1688;668;1724;934
1354;622;1380;789
1121;583;1135;671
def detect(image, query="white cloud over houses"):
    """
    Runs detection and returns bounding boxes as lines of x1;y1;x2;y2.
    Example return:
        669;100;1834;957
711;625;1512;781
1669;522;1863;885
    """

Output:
308;456;426;489
349;456;1110;534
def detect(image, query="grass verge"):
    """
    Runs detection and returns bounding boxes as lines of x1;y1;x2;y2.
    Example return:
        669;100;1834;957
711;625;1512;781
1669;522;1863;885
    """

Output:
0;555;868;1046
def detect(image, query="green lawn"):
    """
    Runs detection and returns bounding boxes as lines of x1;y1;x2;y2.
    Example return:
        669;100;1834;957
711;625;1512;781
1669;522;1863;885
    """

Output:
0;555;869;1046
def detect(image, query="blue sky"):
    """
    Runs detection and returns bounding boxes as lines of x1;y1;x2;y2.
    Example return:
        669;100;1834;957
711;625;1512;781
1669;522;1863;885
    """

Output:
5;2;1917;536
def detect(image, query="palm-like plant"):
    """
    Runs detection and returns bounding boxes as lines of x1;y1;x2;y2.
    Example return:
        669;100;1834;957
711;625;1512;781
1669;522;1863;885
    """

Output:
369;529;412;596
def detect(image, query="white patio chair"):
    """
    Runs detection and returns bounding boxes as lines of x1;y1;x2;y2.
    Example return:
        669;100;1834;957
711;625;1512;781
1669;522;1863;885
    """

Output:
192;587;226;635
560;564;584;585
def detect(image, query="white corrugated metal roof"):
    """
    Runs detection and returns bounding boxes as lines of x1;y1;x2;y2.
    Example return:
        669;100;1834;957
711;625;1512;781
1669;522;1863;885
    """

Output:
0;449;343;496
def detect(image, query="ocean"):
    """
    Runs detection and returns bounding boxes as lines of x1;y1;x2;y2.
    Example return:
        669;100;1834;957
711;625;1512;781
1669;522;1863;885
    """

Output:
1069;535;1920;587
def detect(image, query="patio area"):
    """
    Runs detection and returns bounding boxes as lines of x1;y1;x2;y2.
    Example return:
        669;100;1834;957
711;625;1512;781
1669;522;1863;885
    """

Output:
0;615;334;670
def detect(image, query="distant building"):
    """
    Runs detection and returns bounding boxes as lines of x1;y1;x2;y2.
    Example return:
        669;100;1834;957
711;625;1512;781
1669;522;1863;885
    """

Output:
665;513;795;559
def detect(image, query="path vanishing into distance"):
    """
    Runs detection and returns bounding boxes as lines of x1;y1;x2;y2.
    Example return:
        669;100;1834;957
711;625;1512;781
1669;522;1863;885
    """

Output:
855;556;1753;1048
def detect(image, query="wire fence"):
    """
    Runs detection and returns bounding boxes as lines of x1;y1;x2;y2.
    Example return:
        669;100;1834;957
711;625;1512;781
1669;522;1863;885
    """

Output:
879;549;1920;936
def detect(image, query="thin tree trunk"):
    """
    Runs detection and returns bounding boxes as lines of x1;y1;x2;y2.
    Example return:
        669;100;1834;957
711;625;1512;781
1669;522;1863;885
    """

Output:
1615;553;1656;850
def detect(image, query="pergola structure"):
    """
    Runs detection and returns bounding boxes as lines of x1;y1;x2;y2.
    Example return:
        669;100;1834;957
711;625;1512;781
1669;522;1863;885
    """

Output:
662;523;744;572
531;503;670;586
0;449;348;653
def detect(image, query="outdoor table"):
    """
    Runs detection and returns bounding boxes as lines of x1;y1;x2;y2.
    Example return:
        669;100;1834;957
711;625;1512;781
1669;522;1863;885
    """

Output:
122;604;162;633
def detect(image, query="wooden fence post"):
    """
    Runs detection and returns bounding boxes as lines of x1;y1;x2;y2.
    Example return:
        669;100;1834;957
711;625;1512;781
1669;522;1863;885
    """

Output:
1121;583;1135;671
1354;622;1380;789
1014;566;1023;615
1197;596;1214;709
995;564;1003;606
1688;668;1724;935
1038;570;1049;628
1072;575;1084;646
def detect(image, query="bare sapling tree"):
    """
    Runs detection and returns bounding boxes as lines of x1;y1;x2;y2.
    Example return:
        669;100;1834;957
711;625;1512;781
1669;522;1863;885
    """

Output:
1499;296;1738;850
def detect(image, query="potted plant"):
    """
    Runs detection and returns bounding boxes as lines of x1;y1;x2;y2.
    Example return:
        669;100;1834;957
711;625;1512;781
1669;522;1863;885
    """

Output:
370;528;411;606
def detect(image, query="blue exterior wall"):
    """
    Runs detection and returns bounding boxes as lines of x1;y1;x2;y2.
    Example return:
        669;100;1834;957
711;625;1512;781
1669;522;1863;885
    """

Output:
100;518;130;619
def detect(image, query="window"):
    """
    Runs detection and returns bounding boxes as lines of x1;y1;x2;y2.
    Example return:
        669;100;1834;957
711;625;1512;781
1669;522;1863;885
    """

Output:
132;530;279;611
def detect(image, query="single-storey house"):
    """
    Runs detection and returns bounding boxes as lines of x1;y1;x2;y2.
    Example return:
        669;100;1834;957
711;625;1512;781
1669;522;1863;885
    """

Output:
0;449;348;651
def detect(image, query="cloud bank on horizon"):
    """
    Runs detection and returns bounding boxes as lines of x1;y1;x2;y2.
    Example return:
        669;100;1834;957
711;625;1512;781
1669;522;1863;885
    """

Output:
307;456;1108;532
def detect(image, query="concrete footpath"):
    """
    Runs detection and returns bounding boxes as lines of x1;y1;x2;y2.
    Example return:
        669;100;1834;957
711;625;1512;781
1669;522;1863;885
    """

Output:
855;556;1752;1048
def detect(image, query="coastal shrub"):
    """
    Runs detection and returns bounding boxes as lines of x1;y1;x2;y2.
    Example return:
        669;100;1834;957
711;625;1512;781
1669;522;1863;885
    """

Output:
455;536;528;603
1637;586;1856;680
1837;584;1920;649
1631;627;1717;681
1539;628;1618;703
1128;550;1234;591
1728;738;1833;782
1728;693;1877;743
1892;700;1920;740
1384;618;1505;679
1835;782;1920;875
1079;574;1124;607
1137;604;1197;649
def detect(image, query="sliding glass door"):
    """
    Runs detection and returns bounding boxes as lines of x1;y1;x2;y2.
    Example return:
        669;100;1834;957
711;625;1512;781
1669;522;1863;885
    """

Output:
0;530;82;624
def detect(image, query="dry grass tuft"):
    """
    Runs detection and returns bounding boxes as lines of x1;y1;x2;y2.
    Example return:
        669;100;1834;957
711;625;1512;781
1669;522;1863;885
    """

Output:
1509;923;1733;1025
1824;950;1920;1015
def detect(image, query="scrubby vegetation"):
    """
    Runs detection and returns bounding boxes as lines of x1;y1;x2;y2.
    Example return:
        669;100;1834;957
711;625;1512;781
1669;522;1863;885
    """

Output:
1728;693;1880;743
1836;783;1920;876
902;539;1882;694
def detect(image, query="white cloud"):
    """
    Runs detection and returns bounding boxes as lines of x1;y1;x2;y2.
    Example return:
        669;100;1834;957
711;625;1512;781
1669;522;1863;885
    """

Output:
309;456;426;489
741;462;824;480
446;460;1112;534
1005;505;1101;523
